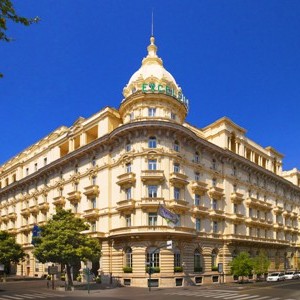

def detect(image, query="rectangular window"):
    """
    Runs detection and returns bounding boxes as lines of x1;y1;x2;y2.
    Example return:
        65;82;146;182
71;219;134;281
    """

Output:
148;137;157;148
125;143;131;152
91;198;97;209
44;157;47;166
73;203;78;213
90;222;96;232
213;221;218;233
174;187;180;200
125;214;131;227
171;112;176;120
249;208;253;217
233;204;238;214
126;163;131;173
212;199;217;210
34;163;38;171
196;218;201;231
176;214;181;226
148;159;157;170
194;194;200;206
126;187;132;200
148;213;157;226
194;172;200;181
173;141;180;152
148;107;156;117
234;224;238;235
148;185;158;198
173;163;180;173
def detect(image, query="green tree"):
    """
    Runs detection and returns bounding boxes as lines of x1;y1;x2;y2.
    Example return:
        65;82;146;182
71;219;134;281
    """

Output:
0;230;25;279
33;209;101;288
230;252;253;283
0;0;39;77
252;250;270;279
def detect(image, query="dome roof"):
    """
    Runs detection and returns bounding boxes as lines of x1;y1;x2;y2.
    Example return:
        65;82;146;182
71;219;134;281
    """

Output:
123;36;180;98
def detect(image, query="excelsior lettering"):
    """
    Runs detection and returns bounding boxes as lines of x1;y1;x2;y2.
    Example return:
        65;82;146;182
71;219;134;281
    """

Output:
141;83;189;110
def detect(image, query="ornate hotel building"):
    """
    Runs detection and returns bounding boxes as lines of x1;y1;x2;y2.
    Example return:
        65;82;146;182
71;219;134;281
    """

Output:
0;36;300;287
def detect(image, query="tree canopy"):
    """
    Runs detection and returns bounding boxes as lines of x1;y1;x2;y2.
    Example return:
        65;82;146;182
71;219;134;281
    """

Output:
230;252;253;282
0;0;39;77
0;230;25;272
252;250;271;277
33;209;101;287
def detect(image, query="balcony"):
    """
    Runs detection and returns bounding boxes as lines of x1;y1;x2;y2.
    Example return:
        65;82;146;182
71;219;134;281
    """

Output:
67;191;81;204
52;196;66;207
139;197;163;210
19;224;32;233
228;213;244;222
291;212;298;219
245;198;272;210
283;211;291;217
167;199;189;212
273;223;284;230
29;206;39;215
82;208;100;220
273;206;284;215
224;234;290;246
208;186;224;199
191;181;208;195
169;172;189;187
8;212;17;221
0;215;9;223
116;172;136;187
20;208;30;217
208;209;225;219
141;170;164;183
284;225;293;232
230;192;244;204
192;205;209;216
116;199;136;212
83;185;99;198
39;202;49;212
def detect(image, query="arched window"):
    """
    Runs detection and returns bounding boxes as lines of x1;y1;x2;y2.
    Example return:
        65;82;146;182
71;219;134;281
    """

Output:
194;249;203;272
148;136;157;148
125;247;132;268
211;249;218;270
173;248;181;268
146;247;160;268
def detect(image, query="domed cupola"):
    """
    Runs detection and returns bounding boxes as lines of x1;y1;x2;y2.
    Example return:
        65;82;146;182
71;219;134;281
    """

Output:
120;36;189;124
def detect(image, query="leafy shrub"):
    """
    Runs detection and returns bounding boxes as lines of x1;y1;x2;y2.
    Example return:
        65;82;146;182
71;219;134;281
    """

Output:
123;267;133;273
174;266;183;272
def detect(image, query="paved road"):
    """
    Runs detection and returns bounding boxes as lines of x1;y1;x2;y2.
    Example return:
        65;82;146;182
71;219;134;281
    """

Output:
0;279;299;300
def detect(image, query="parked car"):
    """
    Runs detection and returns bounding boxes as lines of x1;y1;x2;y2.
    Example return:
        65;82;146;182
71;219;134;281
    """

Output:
266;272;285;282
284;271;299;280
294;271;300;279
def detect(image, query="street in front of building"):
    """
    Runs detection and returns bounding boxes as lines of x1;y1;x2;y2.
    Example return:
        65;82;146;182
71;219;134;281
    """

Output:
0;279;300;300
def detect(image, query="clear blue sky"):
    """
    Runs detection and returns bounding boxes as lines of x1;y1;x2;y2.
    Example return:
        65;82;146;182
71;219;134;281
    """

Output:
1;0;300;171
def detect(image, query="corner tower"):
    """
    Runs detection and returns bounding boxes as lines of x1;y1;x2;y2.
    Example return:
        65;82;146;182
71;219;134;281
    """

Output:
120;36;189;124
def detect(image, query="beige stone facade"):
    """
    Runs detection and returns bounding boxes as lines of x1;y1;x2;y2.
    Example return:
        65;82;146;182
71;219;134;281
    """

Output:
0;36;300;287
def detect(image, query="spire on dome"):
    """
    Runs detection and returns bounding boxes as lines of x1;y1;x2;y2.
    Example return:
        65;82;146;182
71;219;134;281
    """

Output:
142;35;162;66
